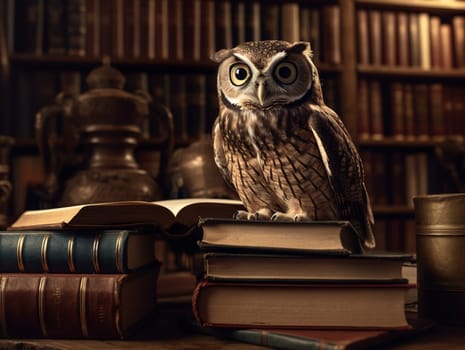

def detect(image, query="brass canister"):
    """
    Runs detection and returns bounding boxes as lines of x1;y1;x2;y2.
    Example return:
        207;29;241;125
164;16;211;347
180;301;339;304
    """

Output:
414;193;465;325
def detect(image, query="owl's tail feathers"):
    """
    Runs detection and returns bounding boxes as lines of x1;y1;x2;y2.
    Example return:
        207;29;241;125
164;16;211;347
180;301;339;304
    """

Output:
362;222;376;249
362;183;376;249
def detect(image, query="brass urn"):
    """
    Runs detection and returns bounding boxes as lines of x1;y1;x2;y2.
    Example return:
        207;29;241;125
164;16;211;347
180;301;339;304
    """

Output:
36;60;174;207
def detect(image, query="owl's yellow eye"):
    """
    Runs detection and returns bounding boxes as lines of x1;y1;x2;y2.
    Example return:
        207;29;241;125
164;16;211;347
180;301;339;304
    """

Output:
230;63;251;86
274;62;297;84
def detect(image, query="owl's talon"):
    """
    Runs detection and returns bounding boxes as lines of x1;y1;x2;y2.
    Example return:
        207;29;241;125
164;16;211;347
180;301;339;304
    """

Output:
293;214;310;222
271;212;293;221
233;210;264;220
233;210;249;220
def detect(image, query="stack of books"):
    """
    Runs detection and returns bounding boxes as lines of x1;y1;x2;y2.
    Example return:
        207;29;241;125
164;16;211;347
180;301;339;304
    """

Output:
0;198;243;339
0;227;160;339
192;218;421;349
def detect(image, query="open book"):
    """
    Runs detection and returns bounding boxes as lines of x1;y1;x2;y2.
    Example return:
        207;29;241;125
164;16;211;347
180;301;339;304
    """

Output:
8;198;244;231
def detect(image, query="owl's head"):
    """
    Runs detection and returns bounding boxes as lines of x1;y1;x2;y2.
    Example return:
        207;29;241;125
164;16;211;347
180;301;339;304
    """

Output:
212;40;324;110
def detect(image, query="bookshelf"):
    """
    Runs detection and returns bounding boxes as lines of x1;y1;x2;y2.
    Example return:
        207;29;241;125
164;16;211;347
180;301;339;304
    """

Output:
354;0;465;252
0;0;464;252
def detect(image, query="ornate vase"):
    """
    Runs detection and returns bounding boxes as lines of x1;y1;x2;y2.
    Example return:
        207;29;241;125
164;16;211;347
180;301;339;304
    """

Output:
36;60;174;207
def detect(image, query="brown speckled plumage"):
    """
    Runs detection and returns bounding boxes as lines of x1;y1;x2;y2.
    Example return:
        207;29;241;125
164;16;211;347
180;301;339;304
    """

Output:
212;40;375;248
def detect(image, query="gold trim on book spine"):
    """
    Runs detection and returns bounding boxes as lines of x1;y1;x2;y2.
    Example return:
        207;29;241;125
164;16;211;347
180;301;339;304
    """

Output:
114;277;122;337
115;232;124;273
92;234;101;273
16;235;25;272
79;277;89;337
41;234;50;272
0;277;7;337
38;277;47;337
67;236;75;273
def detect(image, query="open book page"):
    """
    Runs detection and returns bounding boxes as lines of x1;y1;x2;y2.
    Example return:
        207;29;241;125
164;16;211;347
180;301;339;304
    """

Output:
8;198;243;231
156;198;243;226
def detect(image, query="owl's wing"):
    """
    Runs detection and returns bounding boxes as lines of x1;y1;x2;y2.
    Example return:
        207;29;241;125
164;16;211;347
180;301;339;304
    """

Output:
212;118;234;189
308;106;375;248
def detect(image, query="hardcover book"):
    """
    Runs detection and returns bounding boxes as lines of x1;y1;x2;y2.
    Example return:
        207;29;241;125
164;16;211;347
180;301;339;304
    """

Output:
0;229;155;273
397;12;409;67
198;218;363;255
202;251;414;283
0;264;160;339
356;9;369;65
8;198;244;233
382;11;396;66
192;280;413;329
192;317;433;350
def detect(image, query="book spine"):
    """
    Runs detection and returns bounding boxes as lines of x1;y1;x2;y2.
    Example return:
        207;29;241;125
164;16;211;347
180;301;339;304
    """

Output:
418;12;431;70
357;79;370;140
112;0;124;58
186;73;207;139
357;9;370;65
368;10;382;65
452;16;465;68
67;0;87;56
191;279;207;325
440;23;453;69
260;2;278;42
390;82;404;139
322;5;341;64
98;0;113;56
281;2;300;43
429;83;445;139
44;0;66;54
85;0;100;57
0;274;125;339
396;12;409;67
429;16;441;69
244;1;260;42
0;230;130;273
14;0;44;54
308;8;321;63
200;0;215;60
382;11;396;67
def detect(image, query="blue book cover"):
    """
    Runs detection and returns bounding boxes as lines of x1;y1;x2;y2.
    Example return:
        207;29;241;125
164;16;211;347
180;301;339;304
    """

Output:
0;229;155;273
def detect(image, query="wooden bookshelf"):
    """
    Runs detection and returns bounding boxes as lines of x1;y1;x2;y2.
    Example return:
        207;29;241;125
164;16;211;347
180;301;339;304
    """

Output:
354;0;465;252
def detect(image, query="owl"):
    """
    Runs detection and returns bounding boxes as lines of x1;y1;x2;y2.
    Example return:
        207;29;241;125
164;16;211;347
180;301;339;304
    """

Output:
211;40;375;248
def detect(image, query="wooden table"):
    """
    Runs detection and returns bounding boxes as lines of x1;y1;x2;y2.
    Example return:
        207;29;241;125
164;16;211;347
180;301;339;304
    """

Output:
0;302;463;349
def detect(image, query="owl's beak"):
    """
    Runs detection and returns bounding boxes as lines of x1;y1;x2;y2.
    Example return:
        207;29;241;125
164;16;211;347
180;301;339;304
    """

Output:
256;85;268;108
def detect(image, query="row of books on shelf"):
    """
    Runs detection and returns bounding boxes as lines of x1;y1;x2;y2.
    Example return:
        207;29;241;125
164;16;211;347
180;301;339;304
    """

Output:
3;68;340;139
358;79;465;141
357;9;465;69
373;218;416;254
362;151;439;208
7;0;341;63
190;218;426;349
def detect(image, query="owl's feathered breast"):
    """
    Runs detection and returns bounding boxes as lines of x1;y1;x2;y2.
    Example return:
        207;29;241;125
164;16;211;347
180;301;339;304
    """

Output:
216;101;331;196
218;100;312;158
